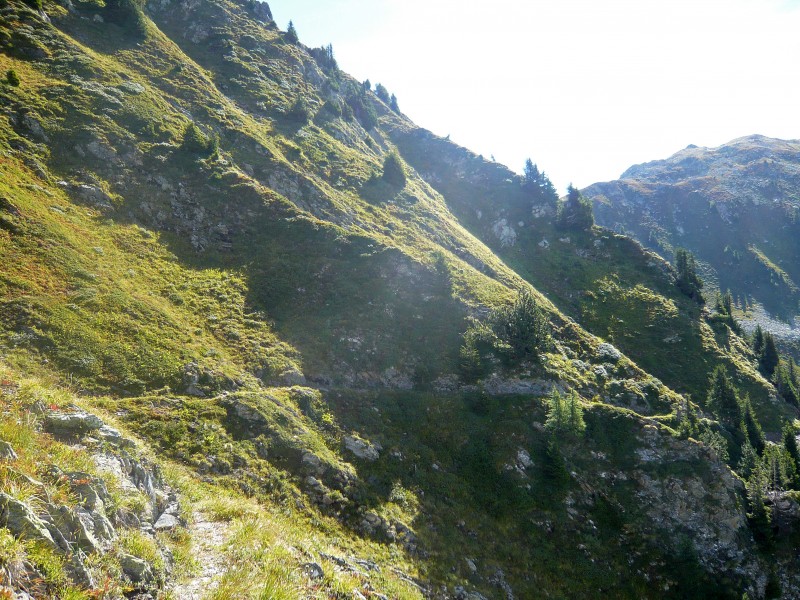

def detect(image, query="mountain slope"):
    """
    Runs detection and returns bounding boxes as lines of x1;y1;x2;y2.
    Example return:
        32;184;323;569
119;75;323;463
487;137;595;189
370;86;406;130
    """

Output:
583;135;800;355
1;1;799;598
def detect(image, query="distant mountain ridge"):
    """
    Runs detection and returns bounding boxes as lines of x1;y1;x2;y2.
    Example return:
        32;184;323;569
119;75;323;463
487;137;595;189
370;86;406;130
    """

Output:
584;135;800;352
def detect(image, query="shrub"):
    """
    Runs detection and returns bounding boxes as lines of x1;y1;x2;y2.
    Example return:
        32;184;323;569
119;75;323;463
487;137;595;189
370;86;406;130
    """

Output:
287;97;311;123
5;69;20;87
381;151;406;187
180;122;218;156
105;0;148;36
22;0;43;11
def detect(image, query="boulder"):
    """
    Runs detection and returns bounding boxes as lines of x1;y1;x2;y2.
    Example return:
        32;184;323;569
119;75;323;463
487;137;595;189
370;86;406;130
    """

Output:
153;513;180;532
343;436;380;461
595;343;622;363
0;493;57;550
44;411;104;437
120;553;154;584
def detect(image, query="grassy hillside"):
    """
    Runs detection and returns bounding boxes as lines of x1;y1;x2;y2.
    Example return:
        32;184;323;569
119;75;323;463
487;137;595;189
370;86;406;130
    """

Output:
1;0;799;598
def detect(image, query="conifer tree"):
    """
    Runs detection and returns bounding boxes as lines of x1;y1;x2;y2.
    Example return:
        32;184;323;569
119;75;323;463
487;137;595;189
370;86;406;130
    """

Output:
707;366;741;427
675;248;704;303
752;325;765;356
285;20;299;44
389;94;399;113
746;464;772;545
490;289;550;361
741;394;765;454
760;333;779;376
556;184;594;231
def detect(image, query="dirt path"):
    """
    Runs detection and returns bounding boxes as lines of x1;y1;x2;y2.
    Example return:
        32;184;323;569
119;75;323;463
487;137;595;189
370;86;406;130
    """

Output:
170;511;231;599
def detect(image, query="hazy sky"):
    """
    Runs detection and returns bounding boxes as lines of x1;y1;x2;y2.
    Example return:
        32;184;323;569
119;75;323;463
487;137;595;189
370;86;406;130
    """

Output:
268;0;800;192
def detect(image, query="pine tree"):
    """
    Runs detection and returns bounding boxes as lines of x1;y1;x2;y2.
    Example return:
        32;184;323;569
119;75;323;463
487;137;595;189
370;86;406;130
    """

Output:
783;421;800;486
375;83;390;103
760;333;779;376
675;248;704;303
389;94;399;113
490;289;550;361
752;325;765;356
285;20;299;44
746;464;773;545
775;362;799;406
707;365;741;427
741;394;765;454
556;184;594;231
738;442;759;479
677;398;699;439
545;389;585;437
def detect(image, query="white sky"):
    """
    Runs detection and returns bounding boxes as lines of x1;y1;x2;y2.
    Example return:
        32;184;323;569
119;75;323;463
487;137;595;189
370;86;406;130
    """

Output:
268;0;800;192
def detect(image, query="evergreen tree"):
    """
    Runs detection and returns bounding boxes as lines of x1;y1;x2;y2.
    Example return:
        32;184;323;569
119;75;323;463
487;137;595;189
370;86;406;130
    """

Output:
556;184;594;231
774;362;799;406
752;325;765;356
741;394;765;454
675;248;704;303
707;365;741;427
545;389;585;437
760;333;779;376
389;94;399;113
285;20;299;44
677;397;699;439
746;463;772;545
522;159;557;202
288;97;311;123
783;421;800;485
489;289;551;361
738;442;759;479
375;83;390;103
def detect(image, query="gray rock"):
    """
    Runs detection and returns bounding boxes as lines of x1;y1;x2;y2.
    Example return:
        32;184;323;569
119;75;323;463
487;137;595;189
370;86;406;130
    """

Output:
49;505;102;553
120;553;154;584
0;440;18;460
153;512;180;532
96;425;135;448
302;451;324;475
44;411;104;437
302;561;324;580
66;472;109;511
596;343;622;363
343;435;380;461
68;550;95;588
0;492;57;550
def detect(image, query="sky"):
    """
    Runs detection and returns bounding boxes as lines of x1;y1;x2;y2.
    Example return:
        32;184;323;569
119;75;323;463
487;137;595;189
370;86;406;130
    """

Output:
268;0;800;192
